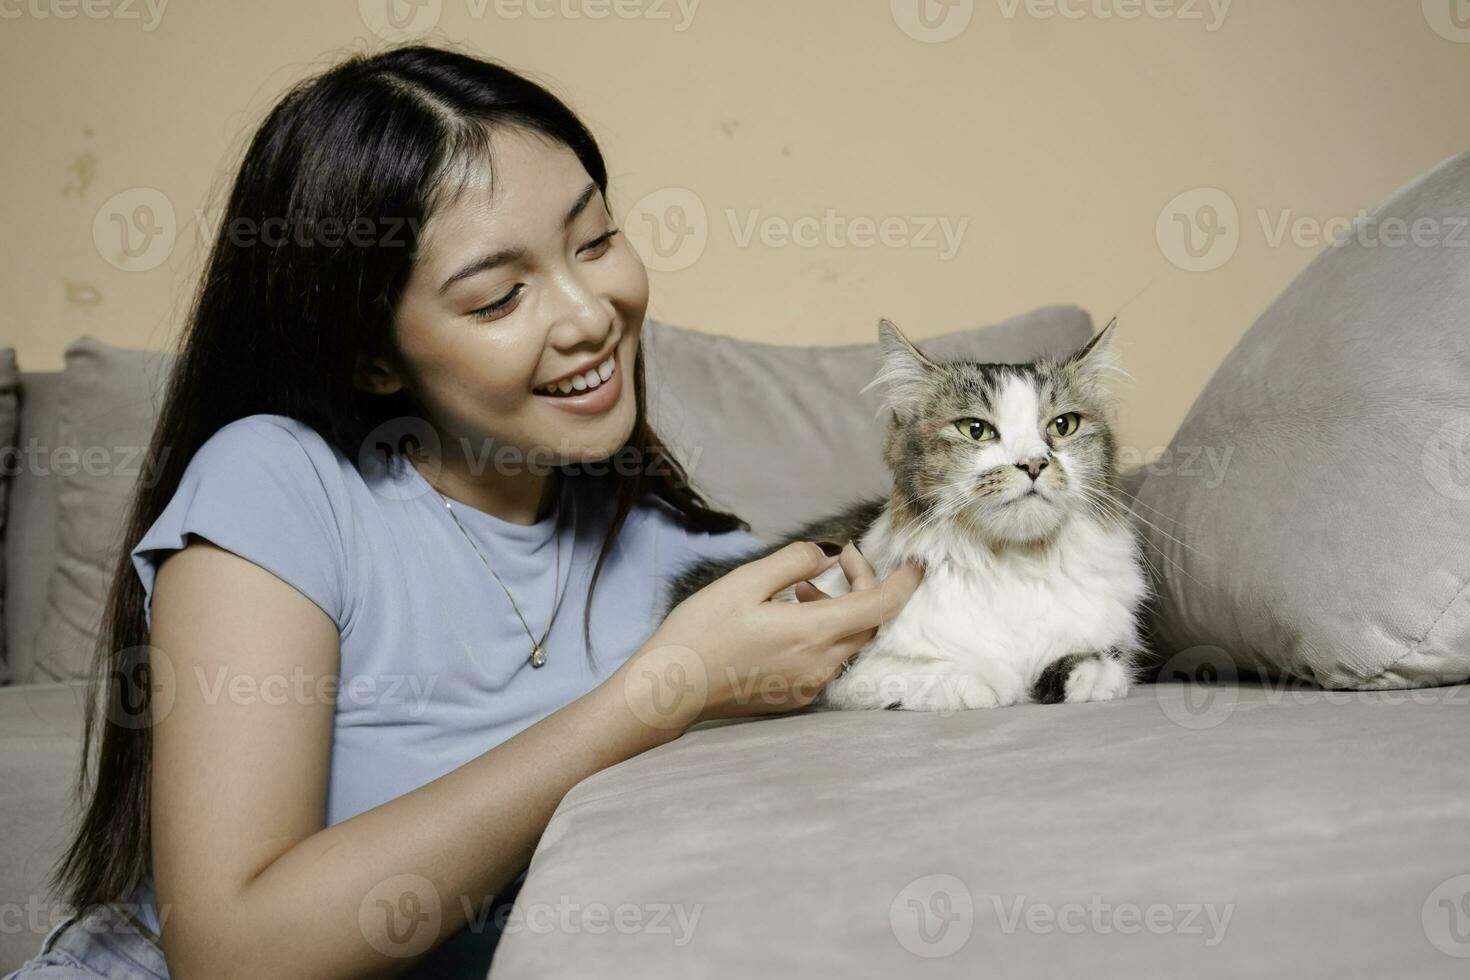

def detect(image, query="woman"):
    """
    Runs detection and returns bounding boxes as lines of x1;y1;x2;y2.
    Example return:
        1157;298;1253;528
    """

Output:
6;44;923;979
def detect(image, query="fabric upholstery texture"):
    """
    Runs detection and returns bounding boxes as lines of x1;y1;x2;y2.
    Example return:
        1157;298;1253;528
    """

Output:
488;682;1470;979
1133;150;1470;690
3;371;62;686
0;681;90;972
0;348;18;683
30;338;171;681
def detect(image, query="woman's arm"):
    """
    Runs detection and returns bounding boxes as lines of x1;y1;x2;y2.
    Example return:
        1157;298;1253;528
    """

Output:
149;538;680;979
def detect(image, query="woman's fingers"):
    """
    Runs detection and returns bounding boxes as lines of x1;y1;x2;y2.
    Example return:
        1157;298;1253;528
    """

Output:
806;559;925;640
794;580;830;602
798;542;869;602
830;626;875;660
838;540;877;592
730;541;841;602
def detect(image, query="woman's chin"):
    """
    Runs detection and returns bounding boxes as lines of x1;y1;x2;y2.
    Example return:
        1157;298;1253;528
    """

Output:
548;404;639;468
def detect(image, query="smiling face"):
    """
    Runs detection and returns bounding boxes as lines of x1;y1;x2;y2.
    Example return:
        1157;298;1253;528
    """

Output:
871;319;1122;546
356;124;648;492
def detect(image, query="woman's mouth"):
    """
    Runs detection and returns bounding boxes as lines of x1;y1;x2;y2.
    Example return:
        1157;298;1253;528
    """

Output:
532;351;622;416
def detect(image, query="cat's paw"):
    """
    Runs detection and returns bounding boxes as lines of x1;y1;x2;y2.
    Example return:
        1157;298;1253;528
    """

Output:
823;664;1009;713
890;673;1009;713
1031;651;1130;705
1064;655;1129;703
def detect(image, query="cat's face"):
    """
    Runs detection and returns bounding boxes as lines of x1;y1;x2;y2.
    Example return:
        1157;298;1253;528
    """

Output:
868;319;1121;547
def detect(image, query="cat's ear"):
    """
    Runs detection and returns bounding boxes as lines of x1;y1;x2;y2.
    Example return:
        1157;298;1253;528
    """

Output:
1064;317;1126;385
862;318;938;420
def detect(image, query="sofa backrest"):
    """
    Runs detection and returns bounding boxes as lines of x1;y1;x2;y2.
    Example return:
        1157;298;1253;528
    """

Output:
4;371;62;684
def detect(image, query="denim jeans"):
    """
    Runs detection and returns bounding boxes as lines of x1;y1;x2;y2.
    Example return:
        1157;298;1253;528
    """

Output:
2;903;168;980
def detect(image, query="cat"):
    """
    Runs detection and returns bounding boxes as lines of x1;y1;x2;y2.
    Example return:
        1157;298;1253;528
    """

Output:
663;317;1149;712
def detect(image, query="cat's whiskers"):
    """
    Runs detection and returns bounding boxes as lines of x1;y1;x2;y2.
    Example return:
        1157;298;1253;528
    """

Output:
1074;485;1203;589
1094;487;1208;559
1109;483;1193;529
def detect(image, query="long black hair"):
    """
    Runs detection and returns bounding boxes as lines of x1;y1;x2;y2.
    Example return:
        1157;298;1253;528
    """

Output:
52;43;747;913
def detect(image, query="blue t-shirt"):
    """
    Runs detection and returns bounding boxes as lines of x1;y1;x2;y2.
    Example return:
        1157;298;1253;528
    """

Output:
124;413;765;977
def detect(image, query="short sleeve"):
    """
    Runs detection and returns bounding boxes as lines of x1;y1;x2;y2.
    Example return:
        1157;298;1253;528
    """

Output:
131;415;350;634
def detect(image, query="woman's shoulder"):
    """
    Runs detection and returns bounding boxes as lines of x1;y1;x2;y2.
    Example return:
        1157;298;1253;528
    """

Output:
185;413;362;504
193;413;343;470
132;413;357;631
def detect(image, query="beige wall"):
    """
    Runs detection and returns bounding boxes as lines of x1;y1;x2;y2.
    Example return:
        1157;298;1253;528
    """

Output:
3;0;1468;453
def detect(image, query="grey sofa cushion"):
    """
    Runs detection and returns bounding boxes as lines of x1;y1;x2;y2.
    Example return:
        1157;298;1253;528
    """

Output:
1133;151;1470;690
31;338;172;681
0;349;17;683
488;681;1470;979
4;372;63;687
22;310;1093;678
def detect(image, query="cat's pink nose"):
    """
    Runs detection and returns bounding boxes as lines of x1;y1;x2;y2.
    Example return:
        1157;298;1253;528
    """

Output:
1016;457;1049;480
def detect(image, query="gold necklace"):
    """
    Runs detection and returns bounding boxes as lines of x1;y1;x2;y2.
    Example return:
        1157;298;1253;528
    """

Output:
435;481;570;669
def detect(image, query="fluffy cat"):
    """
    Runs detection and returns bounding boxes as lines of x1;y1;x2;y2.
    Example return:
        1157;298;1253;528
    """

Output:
664;318;1149;712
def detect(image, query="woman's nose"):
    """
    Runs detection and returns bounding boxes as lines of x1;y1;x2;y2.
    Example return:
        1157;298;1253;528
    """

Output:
548;268;608;339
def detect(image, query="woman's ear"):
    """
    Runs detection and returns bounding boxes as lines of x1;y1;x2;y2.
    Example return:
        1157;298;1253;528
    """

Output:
353;351;406;395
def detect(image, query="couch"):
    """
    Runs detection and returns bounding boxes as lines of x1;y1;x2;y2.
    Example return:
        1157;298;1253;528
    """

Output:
4;153;1469;978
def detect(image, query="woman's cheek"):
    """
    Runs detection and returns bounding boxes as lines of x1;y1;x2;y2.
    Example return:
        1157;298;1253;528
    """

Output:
607;244;650;313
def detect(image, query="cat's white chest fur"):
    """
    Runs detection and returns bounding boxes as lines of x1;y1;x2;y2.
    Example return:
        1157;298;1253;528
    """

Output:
813;508;1147;712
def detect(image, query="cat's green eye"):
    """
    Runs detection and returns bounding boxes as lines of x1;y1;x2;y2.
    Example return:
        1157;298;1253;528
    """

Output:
1048;412;1082;438
955;418;997;441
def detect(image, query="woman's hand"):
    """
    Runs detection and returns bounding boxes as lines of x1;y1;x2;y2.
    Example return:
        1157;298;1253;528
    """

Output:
793;539;875;603
615;542;924;732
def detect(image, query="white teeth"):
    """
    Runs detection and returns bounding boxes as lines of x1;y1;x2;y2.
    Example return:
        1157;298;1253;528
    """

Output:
537;354;616;396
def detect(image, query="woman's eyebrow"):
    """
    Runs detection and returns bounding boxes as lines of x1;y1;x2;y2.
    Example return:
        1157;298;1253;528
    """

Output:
437;182;602;295
563;181;599;229
439;246;525;295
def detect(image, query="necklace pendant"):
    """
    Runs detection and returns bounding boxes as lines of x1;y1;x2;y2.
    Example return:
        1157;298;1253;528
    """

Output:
530;645;547;668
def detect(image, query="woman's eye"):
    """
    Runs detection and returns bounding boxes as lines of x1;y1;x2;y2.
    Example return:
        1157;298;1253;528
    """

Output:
579;228;619;258
955;418;996;441
469;284;524;322
1047;412;1082;437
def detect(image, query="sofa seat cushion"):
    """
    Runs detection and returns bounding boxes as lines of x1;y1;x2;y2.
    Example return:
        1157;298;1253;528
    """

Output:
0;681;89;973
488;682;1470;978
